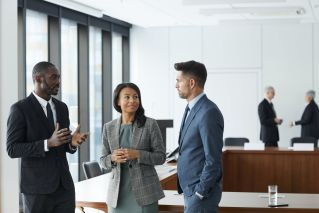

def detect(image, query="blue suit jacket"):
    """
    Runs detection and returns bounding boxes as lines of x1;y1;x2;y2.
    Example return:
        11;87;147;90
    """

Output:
177;95;224;198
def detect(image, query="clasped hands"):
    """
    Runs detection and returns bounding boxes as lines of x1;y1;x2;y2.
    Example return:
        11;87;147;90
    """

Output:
111;148;140;164
48;123;89;148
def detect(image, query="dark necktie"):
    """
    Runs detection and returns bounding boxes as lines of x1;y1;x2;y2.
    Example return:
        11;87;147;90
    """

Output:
46;103;55;130
181;105;190;131
178;105;190;145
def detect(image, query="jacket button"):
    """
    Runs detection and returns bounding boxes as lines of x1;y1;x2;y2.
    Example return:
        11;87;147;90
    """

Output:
129;164;132;168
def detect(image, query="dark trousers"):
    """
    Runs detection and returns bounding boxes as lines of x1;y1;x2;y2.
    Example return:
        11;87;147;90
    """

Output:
23;184;75;213
264;141;278;147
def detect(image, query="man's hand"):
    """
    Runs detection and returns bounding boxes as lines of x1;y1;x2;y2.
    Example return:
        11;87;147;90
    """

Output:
111;149;126;164
289;121;294;128
48;123;72;148
275;118;283;125
122;148;140;160
71;125;89;147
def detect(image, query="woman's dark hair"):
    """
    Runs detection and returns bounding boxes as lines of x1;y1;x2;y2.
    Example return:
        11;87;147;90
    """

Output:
113;83;146;127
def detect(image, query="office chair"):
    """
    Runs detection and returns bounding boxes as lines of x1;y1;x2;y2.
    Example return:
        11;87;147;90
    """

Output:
290;137;318;148
224;137;249;146
82;161;103;179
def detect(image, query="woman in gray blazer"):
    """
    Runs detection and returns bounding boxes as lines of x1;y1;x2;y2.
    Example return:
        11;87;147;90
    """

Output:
100;83;166;213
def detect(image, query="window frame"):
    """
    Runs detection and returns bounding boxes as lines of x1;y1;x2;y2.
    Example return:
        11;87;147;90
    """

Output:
18;0;131;181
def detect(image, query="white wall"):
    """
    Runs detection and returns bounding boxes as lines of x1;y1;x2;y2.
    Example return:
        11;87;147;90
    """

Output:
131;23;319;151
0;0;19;212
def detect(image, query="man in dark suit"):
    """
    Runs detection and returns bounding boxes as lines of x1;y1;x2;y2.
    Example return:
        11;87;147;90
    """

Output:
290;90;319;139
6;62;89;213
174;60;224;213
258;86;283;147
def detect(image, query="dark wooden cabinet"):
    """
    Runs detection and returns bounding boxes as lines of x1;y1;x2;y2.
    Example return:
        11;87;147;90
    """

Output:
223;147;319;193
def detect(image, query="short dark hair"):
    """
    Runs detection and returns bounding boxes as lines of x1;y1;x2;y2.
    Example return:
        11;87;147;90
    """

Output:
32;61;57;80
174;60;207;88
113;83;146;127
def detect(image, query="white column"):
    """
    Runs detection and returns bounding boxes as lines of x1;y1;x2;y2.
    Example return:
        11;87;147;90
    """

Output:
0;0;19;212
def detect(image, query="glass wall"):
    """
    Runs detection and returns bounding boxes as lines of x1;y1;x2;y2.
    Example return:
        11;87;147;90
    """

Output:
26;10;48;95
89;27;102;161
61;18;79;182
19;0;130;181
112;32;123;119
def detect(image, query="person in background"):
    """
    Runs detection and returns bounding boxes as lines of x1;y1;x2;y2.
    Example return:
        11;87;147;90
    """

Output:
100;83;165;213
290;90;319;139
258;86;283;147
174;60;224;213
6;61;89;213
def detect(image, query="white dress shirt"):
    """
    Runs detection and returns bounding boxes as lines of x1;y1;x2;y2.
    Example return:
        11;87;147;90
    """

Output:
32;92;56;152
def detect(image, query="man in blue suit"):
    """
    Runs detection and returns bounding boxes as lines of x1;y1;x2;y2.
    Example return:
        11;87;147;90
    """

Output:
174;60;224;213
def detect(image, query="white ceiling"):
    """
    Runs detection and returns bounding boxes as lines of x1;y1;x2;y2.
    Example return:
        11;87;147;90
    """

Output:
47;0;319;27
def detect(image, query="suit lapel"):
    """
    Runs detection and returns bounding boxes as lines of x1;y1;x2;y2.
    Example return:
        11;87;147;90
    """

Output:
112;118;121;149
29;93;53;134
179;95;207;148
131;122;143;149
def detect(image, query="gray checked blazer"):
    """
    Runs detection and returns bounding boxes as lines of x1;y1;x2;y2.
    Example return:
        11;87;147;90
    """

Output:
100;117;166;208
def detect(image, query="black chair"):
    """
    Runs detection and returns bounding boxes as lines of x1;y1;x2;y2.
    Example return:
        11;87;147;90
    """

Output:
224;137;249;146
82;161;103;179
290;137;318;148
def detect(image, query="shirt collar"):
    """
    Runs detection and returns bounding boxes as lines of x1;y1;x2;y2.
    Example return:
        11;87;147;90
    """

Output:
32;92;53;107
265;97;272;104
188;92;205;111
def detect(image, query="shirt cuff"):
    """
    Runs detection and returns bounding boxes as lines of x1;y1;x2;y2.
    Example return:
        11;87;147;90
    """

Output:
69;143;77;151
44;140;49;152
195;191;204;200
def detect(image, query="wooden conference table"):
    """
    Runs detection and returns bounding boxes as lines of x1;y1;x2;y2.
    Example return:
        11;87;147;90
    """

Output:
76;147;319;212
156;147;319;193
75;172;319;213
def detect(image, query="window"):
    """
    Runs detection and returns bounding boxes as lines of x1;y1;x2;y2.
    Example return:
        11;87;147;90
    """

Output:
26;10;48;95
61;19;79;182
112;32;123;119
89;27;102;161
19;0;130;181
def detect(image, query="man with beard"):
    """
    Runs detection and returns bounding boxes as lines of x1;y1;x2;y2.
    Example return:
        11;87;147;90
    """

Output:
6;61;89;213
174;60;224;213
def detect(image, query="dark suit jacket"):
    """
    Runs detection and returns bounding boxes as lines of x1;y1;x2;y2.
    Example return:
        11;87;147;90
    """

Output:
6;93;76;194
295;100;319;139
258;99;279;143
177;95;224;200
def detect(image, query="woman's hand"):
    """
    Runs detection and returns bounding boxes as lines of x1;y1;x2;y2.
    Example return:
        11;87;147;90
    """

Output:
111;149;127;164
122;148;140;160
